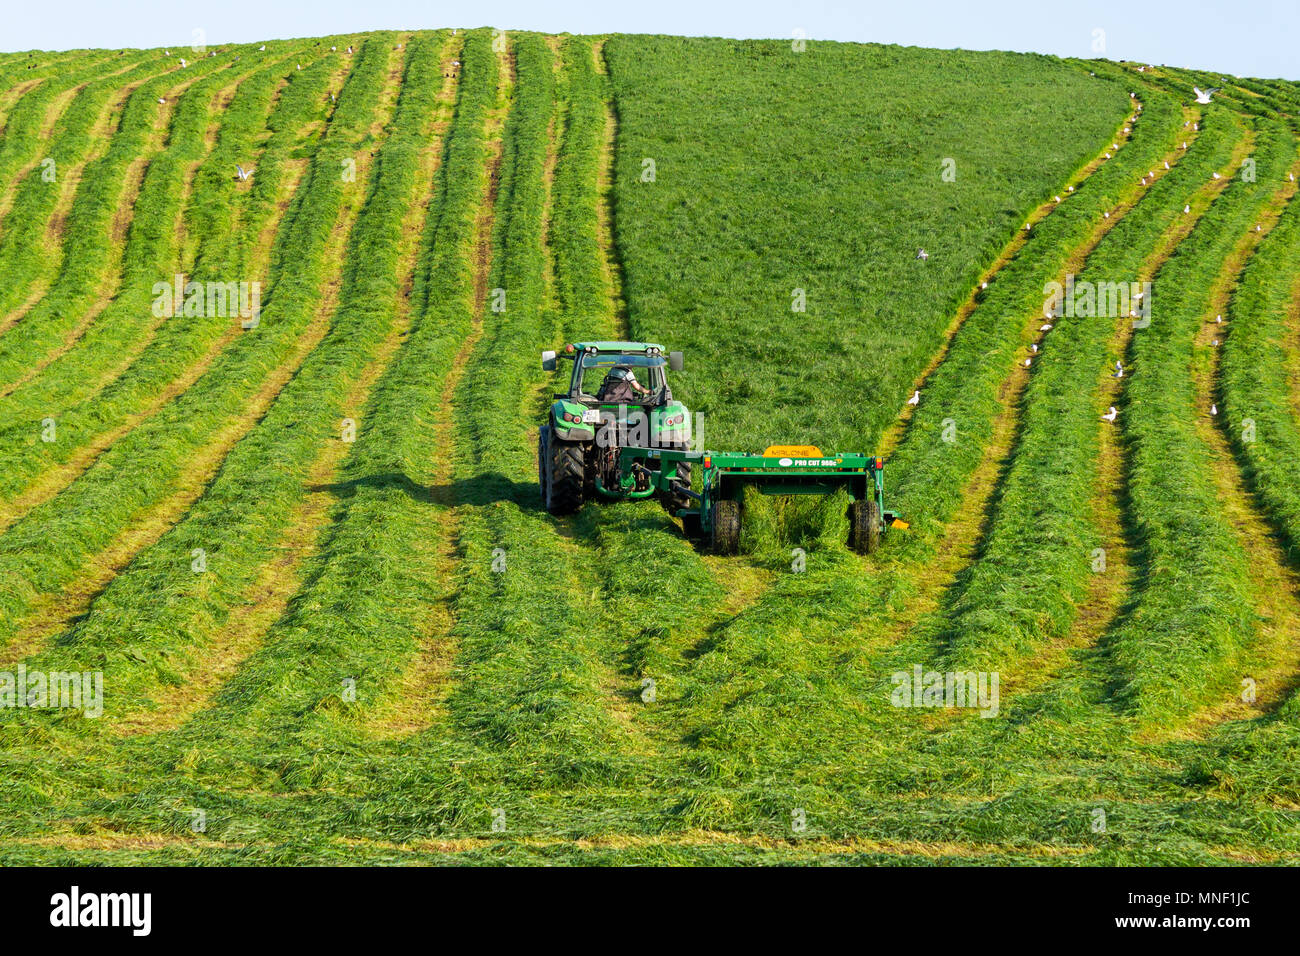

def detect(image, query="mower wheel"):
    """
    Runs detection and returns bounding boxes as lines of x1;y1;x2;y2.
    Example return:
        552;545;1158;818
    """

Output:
712;498;741;554
681;512;703;539
545;436;586;515
849;499;882;555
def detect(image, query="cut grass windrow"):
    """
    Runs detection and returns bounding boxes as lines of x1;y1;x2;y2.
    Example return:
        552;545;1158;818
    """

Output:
0;52;284;417
104;31;499;763
0;51;126;240
0;35;461;742
0;39;391;656
0;48;330;528
0;54;166;334
0;53;234;384
923;108;1247;681
1106;116;1297;726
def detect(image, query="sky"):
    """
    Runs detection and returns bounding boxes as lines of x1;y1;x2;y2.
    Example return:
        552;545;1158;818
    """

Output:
2;0;1297;80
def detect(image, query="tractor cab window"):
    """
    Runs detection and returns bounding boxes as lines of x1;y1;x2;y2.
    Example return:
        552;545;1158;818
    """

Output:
576;354;666;401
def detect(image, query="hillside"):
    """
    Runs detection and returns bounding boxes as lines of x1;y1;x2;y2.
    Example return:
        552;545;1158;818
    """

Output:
0;29;1298;864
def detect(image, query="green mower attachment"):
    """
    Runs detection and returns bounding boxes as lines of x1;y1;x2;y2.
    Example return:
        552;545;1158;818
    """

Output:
605;444;904;554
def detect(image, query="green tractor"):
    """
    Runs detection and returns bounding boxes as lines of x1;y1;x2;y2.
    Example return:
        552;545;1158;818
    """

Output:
537;341;902;554
537;341;692;516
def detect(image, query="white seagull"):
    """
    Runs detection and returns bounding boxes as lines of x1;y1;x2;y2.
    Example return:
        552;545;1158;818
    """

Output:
1103;407;1118;422
915;248;929;261
236;164;250;181
907;390;920;406
1113;361;1124;378
1184;204;1192;214
1210;403;1219;416
1194;86;1220;104
1040;323;1053;331
259;45;266;51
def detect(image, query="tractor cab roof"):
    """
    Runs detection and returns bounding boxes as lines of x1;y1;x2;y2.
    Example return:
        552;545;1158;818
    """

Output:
568;341;665;353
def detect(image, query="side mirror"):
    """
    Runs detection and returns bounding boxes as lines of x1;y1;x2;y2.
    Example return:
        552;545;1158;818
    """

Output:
541;349;557;372
668;351;684;371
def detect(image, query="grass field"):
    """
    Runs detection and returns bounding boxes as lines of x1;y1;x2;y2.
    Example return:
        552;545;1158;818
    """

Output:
0;30;1299;865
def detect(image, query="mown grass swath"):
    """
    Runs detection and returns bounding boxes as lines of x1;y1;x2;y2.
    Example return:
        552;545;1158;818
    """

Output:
887;87;1184;537
0;40;385;642
926;110;1244;676
439;33;650;788
11;32;456;737
0;53;162;323
1179;169;1300;802
119;30;498;780
0;46;327;507
1107;117;1296;725
0;50;281;423
0;52;232;384
0;50;124;230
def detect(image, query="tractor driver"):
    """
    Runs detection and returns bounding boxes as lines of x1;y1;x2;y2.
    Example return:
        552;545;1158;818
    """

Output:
596;364;651;403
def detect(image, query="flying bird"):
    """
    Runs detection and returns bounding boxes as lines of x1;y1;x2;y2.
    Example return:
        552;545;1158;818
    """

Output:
915;248;929;260
1194;86;1220;104
236;164;250;181
259;45;266;51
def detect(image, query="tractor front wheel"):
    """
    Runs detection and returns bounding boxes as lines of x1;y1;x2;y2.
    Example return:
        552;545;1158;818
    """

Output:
545;435;586;515
712;498;741;554
849;499;882;555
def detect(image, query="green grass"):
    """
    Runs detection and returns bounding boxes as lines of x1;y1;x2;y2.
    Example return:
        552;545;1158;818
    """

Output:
1;33;1300;866
605;36;1133;452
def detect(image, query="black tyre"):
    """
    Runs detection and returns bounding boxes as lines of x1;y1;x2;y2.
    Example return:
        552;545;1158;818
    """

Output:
545;435;586;515
849;499;882;555
537;426;551;504
712;498;741;554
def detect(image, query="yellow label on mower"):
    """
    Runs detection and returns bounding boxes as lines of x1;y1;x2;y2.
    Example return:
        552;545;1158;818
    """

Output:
763;444;823;458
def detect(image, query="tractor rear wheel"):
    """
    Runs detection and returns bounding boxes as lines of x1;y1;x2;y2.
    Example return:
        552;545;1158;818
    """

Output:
545;436;586;515
849;499;882;555
537;427;551;504
712;498;741;554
